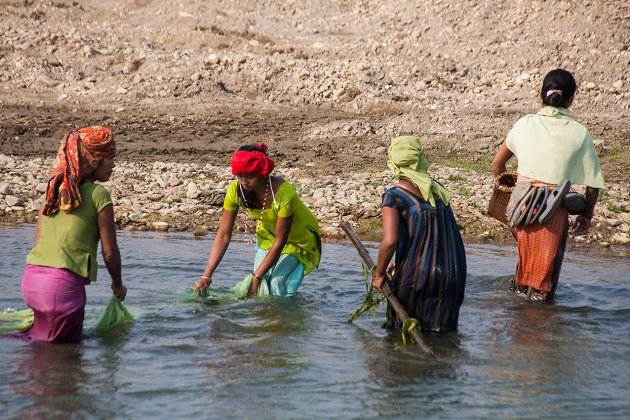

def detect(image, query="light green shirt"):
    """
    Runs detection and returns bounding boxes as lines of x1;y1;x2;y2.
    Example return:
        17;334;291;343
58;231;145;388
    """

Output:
506;106;605;188
224;180;321;275
26;183;112;281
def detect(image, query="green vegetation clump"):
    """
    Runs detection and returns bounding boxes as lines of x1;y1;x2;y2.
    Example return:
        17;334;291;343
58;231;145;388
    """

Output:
458;186;471;197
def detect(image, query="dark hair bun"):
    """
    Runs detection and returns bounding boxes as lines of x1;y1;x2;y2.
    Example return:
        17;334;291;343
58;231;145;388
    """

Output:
541;68;577;107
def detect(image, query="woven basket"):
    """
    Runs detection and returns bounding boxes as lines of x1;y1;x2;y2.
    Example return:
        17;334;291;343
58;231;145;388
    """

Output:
487;171;517;225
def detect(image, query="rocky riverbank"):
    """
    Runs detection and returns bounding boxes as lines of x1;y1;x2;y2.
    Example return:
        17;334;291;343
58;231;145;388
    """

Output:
1;154;629;249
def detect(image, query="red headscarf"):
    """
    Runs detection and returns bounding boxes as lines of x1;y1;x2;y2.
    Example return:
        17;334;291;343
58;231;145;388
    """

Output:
44;126;116;215
230;143;274;177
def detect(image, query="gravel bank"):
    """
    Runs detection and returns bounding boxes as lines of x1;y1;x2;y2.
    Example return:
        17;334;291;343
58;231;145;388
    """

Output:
1;154;629;249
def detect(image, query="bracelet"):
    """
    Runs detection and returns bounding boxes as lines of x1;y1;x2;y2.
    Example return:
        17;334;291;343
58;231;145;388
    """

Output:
251;272;261;281
200;275;211;281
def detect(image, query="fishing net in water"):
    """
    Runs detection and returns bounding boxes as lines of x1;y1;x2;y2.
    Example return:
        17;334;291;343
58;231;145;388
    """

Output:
0;295;134;337
183;273;271;300
84;295;134;337
0;308;34;332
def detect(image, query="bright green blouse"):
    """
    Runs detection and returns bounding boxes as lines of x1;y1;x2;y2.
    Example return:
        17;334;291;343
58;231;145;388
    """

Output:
26;183;112;282
224;179;321;275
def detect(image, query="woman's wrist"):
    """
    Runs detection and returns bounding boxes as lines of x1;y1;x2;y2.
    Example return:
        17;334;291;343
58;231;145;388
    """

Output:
251;272;261;282
373;270;386;279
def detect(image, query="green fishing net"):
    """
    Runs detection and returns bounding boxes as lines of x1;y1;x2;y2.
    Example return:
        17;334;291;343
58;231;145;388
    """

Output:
0;295;134;337
84;295;134;337
231;274;270;298
183;274;270;300
0;308;34;332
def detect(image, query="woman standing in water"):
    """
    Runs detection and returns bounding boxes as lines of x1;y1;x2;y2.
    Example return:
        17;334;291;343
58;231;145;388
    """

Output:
492;68;605;302
193;143;321;297
20;127;126;343
372;136;466;333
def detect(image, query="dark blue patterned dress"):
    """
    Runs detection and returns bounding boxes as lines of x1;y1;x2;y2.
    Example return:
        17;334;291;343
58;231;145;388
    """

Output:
382;186;467;332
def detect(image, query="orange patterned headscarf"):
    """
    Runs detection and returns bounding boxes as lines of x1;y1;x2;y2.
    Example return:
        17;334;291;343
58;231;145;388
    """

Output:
44;126;116;215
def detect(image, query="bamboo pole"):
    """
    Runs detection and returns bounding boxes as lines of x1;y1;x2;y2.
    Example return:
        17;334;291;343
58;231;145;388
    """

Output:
341;221;436;358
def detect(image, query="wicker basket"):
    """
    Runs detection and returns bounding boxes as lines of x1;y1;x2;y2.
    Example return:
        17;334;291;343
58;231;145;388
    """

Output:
487;171;518;225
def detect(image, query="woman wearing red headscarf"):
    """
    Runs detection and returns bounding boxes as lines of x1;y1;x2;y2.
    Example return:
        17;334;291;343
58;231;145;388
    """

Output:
18;126;127;343
193;144;321;297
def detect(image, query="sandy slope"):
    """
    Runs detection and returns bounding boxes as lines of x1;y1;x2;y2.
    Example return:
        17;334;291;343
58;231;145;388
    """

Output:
0;0;628;175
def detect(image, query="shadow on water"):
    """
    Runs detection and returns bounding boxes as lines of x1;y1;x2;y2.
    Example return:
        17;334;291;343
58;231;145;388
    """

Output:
1;225;630;418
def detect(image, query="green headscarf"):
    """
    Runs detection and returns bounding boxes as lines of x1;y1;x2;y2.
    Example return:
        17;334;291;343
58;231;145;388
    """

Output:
387;136;450;207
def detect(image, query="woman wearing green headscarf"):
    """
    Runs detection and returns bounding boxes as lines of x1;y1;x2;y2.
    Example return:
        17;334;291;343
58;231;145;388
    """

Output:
372;136;466;332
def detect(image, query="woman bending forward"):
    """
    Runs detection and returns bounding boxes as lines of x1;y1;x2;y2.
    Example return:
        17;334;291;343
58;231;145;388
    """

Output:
194;143;321;297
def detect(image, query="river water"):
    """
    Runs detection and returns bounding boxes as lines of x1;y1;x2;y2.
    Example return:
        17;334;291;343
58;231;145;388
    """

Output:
1;225;629;419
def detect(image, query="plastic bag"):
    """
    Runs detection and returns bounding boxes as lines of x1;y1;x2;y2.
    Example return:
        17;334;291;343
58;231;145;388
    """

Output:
85;295;134;336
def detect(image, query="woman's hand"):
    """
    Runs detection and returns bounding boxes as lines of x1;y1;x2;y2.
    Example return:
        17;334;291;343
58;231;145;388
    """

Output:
193;276;212;293
570;215;592;236
372;263;395;292
386;262;395;277
112;283;127;301
372;274;386;293
247;276;260;297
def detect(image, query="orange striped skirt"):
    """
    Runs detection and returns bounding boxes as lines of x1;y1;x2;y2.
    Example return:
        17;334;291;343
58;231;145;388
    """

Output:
510;175;569;294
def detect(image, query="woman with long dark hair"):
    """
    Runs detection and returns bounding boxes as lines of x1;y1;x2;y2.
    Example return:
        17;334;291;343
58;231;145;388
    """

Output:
492;69;605;301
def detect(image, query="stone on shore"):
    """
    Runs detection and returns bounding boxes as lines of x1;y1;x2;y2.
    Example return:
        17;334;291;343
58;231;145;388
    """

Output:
5;195;23;207
611;233;630;245
152;221;170;232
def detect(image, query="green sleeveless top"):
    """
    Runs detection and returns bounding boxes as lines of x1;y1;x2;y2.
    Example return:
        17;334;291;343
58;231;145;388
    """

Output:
26;183;112;282
224;180;321;275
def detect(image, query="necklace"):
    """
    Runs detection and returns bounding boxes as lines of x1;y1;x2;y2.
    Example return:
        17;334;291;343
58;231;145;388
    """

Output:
243;177;270;244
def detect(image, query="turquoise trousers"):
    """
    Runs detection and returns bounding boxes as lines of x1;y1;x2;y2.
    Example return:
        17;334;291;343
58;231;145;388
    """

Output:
253;248;305;297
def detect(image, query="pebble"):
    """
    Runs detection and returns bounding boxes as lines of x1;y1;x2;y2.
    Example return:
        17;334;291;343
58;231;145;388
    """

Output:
152;221;169;232
5;195;23;207
611;233;630;245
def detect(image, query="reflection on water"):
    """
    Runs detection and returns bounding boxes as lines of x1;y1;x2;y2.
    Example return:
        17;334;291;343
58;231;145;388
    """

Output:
1;224;630;418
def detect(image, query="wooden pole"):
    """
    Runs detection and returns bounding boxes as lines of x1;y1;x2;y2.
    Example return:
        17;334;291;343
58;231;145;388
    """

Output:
341;221;436;358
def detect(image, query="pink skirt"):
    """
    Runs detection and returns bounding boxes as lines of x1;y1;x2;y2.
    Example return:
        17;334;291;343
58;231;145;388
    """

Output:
21;264;90;343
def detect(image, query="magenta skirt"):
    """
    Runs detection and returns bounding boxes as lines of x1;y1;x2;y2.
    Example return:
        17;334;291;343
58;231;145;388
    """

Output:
20;264;90;343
